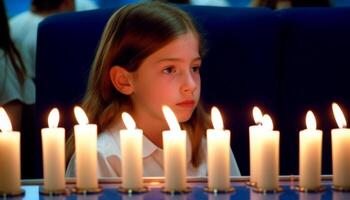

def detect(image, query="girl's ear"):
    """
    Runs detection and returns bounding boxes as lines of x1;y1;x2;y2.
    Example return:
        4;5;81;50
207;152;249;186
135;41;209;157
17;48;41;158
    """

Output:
110;66;134;95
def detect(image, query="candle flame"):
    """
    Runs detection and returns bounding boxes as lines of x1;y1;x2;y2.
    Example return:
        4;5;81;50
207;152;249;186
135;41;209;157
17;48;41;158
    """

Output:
262;114;273;131
211;106;224;130
162;105;181;131
332;102;347;128
121;112;136;130
253;106;263;125
0;107;12;132
306;110;317;130
48;108;59;128
74;106;89;125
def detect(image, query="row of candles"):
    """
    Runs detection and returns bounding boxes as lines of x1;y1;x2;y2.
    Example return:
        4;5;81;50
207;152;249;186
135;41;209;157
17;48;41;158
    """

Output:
0;102;350;195
249;103;350;192
0;105;231;195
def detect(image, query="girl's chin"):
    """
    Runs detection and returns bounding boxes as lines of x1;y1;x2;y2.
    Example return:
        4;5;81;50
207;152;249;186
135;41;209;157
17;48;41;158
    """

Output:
176;111;194;123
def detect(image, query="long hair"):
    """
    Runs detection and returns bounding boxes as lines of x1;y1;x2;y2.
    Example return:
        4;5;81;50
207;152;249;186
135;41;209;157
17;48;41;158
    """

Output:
0;0;26;83
67;2;210;167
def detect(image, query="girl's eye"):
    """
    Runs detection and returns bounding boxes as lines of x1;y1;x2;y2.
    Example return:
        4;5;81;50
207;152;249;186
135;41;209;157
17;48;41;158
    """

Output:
162;66;176;74
191;66;200;73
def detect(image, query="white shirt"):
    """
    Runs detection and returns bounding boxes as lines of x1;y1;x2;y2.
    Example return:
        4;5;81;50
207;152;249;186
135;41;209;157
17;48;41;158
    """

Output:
66;125;241;177
0;50;35;105
9;1;98;80
75;0;99;11
10;12;43;80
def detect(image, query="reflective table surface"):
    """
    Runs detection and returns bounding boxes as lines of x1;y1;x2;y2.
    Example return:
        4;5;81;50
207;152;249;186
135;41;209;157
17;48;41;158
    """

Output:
2;176;350;200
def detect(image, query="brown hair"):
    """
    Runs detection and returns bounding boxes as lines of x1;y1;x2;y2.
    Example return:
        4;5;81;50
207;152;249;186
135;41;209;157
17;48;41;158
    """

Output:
66;2;210;168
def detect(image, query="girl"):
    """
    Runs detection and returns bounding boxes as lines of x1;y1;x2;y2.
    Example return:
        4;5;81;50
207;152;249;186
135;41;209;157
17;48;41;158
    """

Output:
66;2;240;177
0;0;35;131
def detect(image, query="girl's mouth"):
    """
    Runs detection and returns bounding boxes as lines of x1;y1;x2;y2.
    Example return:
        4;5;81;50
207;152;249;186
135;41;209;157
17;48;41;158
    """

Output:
176;100;195;108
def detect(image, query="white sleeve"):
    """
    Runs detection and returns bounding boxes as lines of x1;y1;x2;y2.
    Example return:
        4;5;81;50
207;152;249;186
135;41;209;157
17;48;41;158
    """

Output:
97;132;121;177
97;152;117;177
230;149;241;176
65;154;76;177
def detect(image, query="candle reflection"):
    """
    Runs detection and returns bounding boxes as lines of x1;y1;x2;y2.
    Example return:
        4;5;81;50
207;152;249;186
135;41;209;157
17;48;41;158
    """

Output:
164;194;187;200
122;194;144;200
208;193;230;200
333;191;350;200
250;189;279;200
299;192;321;200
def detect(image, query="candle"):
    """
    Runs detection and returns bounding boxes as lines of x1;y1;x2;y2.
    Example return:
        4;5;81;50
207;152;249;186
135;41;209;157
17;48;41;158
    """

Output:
207;106;230;190
331;103;350;188
162;106;187;191
41;108;66;191
0;107;21;194
249;106;263;185
256;114;280;190
74;106;98;189
120;112;143;190
299;111;322;189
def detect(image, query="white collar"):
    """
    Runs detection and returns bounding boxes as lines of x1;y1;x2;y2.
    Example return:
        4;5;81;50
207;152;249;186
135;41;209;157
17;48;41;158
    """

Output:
108;125;192;163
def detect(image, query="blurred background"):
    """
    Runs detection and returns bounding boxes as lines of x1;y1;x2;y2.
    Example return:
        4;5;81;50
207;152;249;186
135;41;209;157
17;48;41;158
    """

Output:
4;0;350;19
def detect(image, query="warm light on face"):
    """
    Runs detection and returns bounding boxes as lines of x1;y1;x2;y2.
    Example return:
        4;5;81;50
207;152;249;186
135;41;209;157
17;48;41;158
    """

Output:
48;108;59;128
162;105;181;131
74;106;89;125
0;107;12;132
122;112;136;130
211;106;224;130
306;110;317;130
253;106;263;125
332;102;347;128
262;114;273;131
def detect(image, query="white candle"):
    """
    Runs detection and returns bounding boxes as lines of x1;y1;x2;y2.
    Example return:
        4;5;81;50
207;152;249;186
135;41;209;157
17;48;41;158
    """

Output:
249;106;263;185
0;107;21;194
207;107;230;190
256;114;280;190
74;106;98;189
331;103;350;188
299;111;322;189
162;106;187;191
120;112;143;190
41;108;66;191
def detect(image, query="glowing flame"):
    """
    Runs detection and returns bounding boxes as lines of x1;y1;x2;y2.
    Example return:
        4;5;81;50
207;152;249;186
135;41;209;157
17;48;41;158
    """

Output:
211;106;224;130
332;102;347;128
253;106;263;125
162;105;181;131
0;107;12;132
48;108;59;128
74;106;89;125
262;114;273;131
306;110;317;130
122;112;136;130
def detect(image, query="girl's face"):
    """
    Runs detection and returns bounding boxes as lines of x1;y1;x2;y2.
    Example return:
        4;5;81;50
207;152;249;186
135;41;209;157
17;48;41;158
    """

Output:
129;32;201;123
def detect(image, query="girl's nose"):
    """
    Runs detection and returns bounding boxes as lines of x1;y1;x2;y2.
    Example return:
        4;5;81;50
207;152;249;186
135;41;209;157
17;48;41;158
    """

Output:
181;72;197;95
